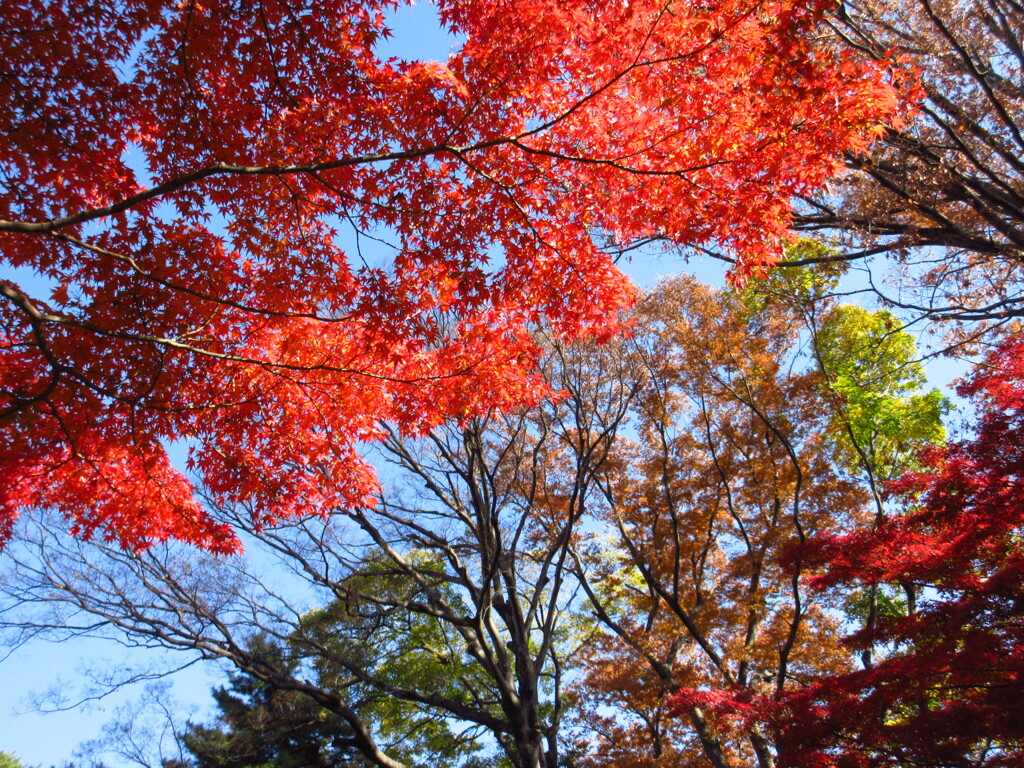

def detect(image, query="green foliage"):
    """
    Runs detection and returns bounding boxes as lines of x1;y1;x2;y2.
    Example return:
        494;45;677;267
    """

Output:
843;585;908;624
0;752;24;768
171;635;358;768
816;305;948;480
738;239;848;318
299;552;494;766
176;552;496;768
740;242;948;484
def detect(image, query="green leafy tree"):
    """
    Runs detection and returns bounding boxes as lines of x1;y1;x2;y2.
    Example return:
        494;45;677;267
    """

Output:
170;557;496;768
815;304;947;484
742;244;948;492
810;281;948;644
169;636;359;768
295;553;497;768
742;246;949;663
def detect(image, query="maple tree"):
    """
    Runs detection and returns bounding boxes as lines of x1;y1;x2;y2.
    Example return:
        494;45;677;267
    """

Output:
562;264;947;768
0;267;978;768
1;0;900;551
766;334;1024;767
606;261;1022;766
567;274;862;768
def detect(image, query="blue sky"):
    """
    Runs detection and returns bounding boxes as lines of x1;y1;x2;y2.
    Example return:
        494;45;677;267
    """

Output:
0;2;967;764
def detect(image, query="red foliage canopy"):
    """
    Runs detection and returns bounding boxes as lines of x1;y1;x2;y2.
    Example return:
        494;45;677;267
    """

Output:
775;338;1024;767
0;0;898;551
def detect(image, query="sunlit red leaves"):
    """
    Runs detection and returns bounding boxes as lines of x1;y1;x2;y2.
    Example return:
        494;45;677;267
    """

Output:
1;0;899;550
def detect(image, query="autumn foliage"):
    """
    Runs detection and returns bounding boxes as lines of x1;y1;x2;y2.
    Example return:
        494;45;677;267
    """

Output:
0;0;899;551
771;336;1024;767
639;322;1024;765
568;267;949;768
